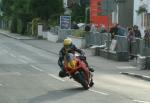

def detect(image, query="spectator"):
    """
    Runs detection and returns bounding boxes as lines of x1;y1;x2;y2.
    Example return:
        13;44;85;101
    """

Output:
117;24;127;36
90;23;97;32
84;24;91;32
109;23;118;39
98;25;107;33
144;28;150;47
133;25;141;38
127;27;135;59
71;21;79;29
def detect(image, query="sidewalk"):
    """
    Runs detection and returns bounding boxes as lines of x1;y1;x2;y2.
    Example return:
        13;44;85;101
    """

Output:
0;29;150;81
0;29;34;40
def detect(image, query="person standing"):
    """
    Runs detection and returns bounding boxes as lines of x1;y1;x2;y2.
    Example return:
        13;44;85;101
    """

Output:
109;24;118;39
144;28;150;47
127;27;135;59
133;25;141;38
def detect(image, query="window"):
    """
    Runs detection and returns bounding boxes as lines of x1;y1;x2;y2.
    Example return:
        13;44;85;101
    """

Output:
141;13;150;28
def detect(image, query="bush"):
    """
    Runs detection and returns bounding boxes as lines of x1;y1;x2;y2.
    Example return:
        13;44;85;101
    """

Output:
31;18;41;37
10;17;17;33
17;19;23;34
71;29;86;37
26;22;32;35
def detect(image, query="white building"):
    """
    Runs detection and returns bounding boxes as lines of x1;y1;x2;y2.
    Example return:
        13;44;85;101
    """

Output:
133;0;150;37
63;0;68;8
111;0;150;37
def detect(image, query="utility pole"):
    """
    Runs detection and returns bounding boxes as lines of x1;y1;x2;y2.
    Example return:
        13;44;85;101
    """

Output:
85;0;89;23
106;0;110;56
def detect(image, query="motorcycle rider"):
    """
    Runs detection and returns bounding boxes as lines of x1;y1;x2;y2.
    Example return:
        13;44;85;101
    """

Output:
58;38;94;78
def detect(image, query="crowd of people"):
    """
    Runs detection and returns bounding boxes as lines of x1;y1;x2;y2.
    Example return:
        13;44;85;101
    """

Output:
71;21;150;51
109;23;150;59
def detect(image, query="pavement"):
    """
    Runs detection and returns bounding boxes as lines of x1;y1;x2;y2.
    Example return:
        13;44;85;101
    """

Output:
0;29;34;40
0;29;150;82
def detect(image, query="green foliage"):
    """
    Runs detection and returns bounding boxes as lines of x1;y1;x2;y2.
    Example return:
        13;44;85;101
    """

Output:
2;0;64;35
29;0;64;21
1;0;14;17
2;0;31;34
71;29;86;37
31;18;41;37
71;4;85;22
10;16;17;33
136;6;147;15
26;22;32;35
17;19;23;34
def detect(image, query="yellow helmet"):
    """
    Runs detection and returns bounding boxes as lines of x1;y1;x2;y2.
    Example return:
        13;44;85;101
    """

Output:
63;38;72;46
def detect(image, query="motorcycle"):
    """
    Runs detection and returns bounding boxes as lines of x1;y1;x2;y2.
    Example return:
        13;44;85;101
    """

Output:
63;53;94;90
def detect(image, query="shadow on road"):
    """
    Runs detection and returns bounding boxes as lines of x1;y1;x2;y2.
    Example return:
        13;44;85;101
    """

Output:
28;87;87;103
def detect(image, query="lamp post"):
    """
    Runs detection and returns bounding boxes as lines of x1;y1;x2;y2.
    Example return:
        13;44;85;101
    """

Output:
106;0;111;57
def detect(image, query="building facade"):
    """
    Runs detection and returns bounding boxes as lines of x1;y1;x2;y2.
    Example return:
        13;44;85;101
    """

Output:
112;0;134;27
90;0;134;28
133;0;150;36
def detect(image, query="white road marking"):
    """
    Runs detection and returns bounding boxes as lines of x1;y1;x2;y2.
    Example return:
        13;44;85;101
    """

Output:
10;53;17;58
18;59;28;64
37;53;45;57
20;55;31;61
116;66;136;69
89;89;109;96
48;74;65;82
133;100;150;103
30;65;43;72
74;84;80;87
74;85;109;95
0;72;21;76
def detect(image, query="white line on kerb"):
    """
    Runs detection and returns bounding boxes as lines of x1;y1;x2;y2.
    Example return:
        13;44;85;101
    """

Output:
117;66;136;69
48;74;65;82
74;85;109;96
30;65;43;72
133;100;150;103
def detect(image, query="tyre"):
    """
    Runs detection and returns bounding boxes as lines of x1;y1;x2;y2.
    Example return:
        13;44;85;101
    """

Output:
73;71;89;90
79;71;89;90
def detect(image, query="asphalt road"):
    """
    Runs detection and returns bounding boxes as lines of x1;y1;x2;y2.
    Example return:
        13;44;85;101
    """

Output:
0;34;150;103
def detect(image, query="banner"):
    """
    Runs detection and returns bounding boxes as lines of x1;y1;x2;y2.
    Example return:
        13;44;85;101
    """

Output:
60;16;71;29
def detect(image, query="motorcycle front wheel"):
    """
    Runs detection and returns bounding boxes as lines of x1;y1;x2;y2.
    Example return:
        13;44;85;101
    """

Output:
73;71;89;90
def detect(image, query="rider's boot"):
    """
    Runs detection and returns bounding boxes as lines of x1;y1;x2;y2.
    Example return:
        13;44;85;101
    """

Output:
59;70;69;78
89;67;94;72
89;79;94;87
85;61;94;72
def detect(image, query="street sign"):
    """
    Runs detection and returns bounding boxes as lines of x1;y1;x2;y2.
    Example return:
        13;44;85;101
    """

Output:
60;16;71;29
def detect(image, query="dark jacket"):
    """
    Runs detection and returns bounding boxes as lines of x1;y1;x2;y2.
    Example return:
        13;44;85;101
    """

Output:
110;27;118;39
58;44;84;69
134;30;141;38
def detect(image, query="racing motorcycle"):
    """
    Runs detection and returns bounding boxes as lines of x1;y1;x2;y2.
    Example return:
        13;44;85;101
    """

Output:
63;53;94;90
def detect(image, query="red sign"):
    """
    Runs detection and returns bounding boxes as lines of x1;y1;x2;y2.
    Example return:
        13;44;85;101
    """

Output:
90;0;111;28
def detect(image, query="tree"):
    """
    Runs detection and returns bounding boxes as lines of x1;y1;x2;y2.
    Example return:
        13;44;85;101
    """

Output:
71;4;85;22
2;0;64;22
29;0;63;21
1;0;14;17
2;0;31;33
2;0;64;34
